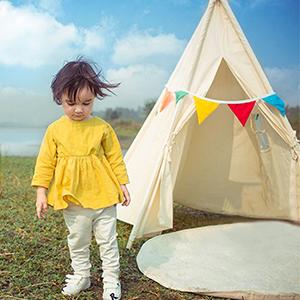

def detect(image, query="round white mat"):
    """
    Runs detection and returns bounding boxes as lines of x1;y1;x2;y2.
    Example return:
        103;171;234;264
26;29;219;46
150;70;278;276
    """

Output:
137;221;300;299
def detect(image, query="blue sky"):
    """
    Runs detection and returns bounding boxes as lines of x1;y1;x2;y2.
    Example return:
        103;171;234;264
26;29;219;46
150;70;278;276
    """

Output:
0;0;299;126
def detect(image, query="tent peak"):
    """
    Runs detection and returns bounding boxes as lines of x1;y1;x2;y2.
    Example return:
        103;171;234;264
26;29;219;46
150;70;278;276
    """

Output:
208;0;230;5
209;0;227;3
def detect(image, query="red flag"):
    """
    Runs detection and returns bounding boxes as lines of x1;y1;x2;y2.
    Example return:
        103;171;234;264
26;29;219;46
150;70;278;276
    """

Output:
228;101;256;126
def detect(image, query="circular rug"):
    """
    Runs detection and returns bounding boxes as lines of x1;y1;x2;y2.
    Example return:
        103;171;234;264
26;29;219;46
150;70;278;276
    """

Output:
136;221;300;299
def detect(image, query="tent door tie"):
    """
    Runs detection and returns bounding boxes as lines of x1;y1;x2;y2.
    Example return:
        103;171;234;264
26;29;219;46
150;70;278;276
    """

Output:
291;145;298;161
167;134;176;163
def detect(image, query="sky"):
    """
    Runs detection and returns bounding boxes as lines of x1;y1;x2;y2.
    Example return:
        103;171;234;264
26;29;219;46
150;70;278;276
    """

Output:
0;0;299;127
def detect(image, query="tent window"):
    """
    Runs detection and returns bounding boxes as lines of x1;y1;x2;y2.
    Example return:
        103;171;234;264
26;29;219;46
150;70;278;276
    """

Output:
252;113;270;152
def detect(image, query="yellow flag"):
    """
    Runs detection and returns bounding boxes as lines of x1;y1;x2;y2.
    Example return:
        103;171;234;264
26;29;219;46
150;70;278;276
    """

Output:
193;96;219;125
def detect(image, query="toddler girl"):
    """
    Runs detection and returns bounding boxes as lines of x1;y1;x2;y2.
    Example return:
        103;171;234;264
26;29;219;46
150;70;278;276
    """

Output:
31;57;131;300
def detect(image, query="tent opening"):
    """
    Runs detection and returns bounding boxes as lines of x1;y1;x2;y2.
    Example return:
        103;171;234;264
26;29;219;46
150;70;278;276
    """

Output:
206;58;249;101
172;59;274;217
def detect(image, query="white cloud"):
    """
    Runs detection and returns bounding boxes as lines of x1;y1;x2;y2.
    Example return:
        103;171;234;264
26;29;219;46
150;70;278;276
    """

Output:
80;26;106;53
0;65;169;126
0;86;62;126
265;67;300;106
34;0;63;16
112;29;186;66
0;1;110;68
93;64;169;110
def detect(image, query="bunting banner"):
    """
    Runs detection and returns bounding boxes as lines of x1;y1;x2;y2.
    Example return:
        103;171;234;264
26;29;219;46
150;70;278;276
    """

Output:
194;96;219;125
262;93;286;116
175;91;188;103
159;87;286;127
159;88;174;112
228;101;256;126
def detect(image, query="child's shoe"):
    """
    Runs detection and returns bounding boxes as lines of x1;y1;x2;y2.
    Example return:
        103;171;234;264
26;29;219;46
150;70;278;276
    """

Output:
61;274;91;296
103;281;121;300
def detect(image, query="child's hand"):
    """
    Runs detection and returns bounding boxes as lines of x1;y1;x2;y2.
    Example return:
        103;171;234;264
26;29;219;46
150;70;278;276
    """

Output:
36;187;48;219
120;184;131;206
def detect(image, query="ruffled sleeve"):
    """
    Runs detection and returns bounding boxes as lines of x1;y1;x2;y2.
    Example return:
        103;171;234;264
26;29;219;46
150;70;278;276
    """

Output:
101;123;130;185
31;124;57;189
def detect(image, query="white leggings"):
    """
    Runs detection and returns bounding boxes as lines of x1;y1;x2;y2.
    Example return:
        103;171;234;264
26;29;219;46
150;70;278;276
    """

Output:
62;202;120;283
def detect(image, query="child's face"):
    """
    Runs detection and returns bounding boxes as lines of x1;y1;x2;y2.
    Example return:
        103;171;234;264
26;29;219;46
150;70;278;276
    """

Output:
61;86;95;121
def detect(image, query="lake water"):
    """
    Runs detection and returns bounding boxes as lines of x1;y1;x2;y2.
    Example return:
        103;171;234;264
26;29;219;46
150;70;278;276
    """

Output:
0;127;45;156
0;127;127;157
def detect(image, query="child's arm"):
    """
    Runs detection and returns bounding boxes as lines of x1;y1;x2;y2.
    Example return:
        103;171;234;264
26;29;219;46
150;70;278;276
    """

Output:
101;123;130;185
36;187;48;219
102;123;131;206
120;184;131;206
31;125;57;218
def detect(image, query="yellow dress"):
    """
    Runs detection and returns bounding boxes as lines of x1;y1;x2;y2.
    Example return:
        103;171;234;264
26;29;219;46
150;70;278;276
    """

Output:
31;115;130;210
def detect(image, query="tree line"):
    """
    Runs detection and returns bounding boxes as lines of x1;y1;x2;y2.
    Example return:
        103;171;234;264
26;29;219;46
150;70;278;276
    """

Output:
95;100;299;139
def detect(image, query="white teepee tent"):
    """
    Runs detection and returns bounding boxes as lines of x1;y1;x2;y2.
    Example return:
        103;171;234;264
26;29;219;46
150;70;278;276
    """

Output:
117;0;300;249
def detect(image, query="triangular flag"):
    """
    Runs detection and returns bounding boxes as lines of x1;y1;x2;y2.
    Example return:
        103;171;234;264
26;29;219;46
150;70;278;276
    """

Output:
228;101;256;126
262;93;286;116
193;96;219;125
159;89;173;112
175;91;188;103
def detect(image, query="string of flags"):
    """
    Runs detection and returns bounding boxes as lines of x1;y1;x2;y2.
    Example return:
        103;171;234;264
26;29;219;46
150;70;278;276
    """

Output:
159;88;286;127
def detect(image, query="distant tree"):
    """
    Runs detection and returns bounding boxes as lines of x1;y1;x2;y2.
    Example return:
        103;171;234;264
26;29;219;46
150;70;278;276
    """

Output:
144;99;157;117
111;110;120;120
104;108;113;120
286;105;300;139
104;108;121;120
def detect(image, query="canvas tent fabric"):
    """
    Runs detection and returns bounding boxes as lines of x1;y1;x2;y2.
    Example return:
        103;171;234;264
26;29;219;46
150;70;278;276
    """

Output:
116;0;300;249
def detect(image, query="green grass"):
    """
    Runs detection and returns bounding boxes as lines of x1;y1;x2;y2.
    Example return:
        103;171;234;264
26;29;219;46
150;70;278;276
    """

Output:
0;156;251;300
110;119;142;149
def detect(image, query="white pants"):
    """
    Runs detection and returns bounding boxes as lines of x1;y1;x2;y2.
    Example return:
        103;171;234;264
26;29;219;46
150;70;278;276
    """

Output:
62;202;120;283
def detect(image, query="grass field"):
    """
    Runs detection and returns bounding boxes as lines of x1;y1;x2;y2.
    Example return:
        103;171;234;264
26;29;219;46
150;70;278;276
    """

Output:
0;155;253;300
109;119;142;149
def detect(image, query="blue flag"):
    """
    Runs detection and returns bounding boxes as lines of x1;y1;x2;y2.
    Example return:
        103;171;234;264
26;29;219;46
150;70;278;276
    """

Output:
262;93;286;116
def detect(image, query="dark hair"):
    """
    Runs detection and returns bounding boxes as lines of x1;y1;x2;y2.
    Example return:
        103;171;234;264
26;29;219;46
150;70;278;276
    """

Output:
51;56;120;105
